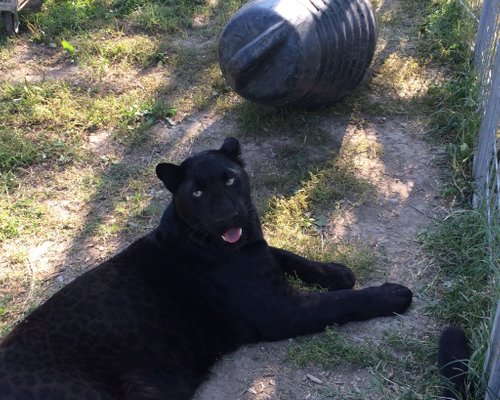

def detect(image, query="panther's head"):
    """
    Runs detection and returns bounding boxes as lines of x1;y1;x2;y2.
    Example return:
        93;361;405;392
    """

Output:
156;137;253;247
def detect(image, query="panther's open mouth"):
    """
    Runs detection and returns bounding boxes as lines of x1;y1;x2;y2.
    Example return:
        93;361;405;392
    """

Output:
221;228;242;244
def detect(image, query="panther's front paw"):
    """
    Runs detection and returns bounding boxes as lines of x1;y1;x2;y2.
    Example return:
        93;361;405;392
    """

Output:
376;282;413;315
319;263;356;290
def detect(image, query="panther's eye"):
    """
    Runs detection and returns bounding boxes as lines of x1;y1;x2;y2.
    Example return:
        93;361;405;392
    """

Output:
192;190;203;198
226;177;235;186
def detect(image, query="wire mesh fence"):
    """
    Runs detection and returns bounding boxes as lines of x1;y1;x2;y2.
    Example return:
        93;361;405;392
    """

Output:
473;0;500;221
461;0;500;398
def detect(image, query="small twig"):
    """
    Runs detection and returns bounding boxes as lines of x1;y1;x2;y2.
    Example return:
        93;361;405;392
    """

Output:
23;260;36;309
409;203;430;217
147;146;158;166
406;188;425;200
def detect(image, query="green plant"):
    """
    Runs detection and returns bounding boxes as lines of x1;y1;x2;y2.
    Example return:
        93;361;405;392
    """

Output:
415;3;498;398
417;0;481;202
422;209;499;399
119;99;176;145
0;128;39;175
417;0;477;68
288;326;394;367
61;38;76;56
424;72;481;200
261;150;377;281
26;0;218;39
0;197;46;242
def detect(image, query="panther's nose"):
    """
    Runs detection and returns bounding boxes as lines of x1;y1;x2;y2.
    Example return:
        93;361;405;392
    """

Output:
215;210;239;223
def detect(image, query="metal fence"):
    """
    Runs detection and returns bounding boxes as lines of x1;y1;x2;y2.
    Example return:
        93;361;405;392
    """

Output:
465;0;500;398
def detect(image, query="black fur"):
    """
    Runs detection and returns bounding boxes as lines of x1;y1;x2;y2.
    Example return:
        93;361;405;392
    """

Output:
438;326;470;399
0;138;412;399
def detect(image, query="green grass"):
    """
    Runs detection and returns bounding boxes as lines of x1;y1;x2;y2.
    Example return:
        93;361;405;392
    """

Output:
73;33;165;69
413;2;498;398
423;72;480;200
417;0;478;68
0;128;39;174
423;209;497;332
0;197;46;243
422;209;498;399
0;0;496;399
0;81;89;171
414;0;481;202
261;145;378;282
0;80;176;178
288;327;442;399
78;161;165;243
0;0;233;249
27;0;204;39
288;327;395;368
24;0;245;41
1;0;371;344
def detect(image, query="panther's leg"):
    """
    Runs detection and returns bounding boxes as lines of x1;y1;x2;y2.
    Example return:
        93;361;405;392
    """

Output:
269;246;355;290
258;283;412;341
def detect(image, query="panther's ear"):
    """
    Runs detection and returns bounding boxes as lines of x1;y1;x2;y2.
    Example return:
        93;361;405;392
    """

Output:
156;163;184;193
219;137;244;166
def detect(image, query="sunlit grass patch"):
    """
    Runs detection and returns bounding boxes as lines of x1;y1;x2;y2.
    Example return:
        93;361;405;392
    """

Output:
262;150;376;280
78;162;164;242
74;33;164;69
0;79;175;159
0;37;14;64
305;161;373;209
412;0;481;202
0;245;48;338
0;263;32;336
110;192;164;237
378;7;403;28
372;54;430;100
1;81;86;129
361;53;438;115
0;82;89;165
27;0;110;40
27;0;211;39
0;196;46;243
127;2;194;33
24;0;247;42
118;98;176;146
169;49;231;115
0;128;39;175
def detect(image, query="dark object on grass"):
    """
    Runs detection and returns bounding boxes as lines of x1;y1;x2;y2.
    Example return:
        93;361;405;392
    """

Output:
218;0;377;108
0;138;412;399
438;326;471;399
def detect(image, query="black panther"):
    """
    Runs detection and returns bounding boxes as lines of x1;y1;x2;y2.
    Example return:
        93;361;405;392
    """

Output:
0;137;412;399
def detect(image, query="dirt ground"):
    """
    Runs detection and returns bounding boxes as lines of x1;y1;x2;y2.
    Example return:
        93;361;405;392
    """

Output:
0;0;451;398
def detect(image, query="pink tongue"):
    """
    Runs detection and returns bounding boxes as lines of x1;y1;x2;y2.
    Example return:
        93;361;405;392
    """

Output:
222;228;242;243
